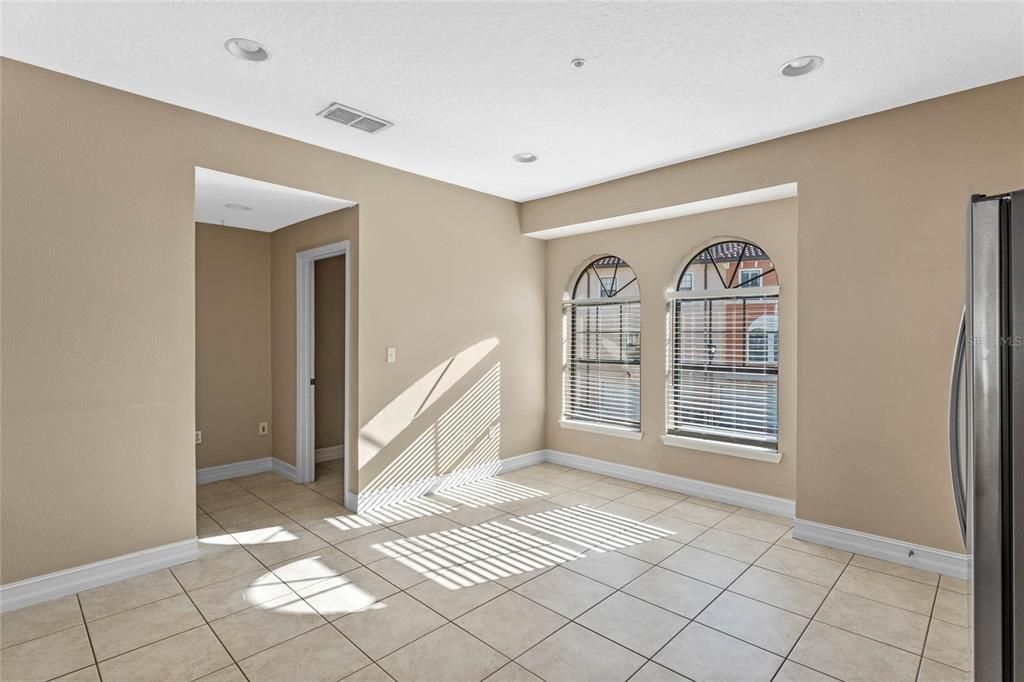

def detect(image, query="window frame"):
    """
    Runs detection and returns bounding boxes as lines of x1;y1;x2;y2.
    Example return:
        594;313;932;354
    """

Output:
665;241;780;459
739;267;763;288
599;276;618;297
745;314;779;364
562;256;642;438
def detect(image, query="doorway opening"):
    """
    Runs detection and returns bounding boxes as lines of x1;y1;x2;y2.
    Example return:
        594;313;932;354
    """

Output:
193;167;355;508
296;242;351;501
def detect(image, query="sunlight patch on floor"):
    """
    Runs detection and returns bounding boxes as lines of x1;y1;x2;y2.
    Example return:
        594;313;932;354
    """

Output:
433;477;548;508
368;505;675;590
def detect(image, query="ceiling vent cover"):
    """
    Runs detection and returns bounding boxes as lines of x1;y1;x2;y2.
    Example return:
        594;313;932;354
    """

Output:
317;102;392;134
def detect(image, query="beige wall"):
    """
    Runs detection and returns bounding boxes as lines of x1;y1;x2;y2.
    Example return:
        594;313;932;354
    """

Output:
2;63;196;583
5;52;1015;584
546;199;798;500
195;216;353;474
525;77;1024;553
195;223;272;469
270;210;358;487
315;255;346;451
1;59;545;583
354;186;547;493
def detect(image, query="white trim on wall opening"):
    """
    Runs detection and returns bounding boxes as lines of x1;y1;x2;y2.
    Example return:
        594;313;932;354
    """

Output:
559;419;644;441
296;241;351;502
660;434;782;463
525;183;798;240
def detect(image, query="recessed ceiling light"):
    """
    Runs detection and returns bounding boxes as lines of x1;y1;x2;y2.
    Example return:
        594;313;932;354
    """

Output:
224;203;252;211
224;38;269;62
570;57;586;69
780;55;823;77
513;153;538;163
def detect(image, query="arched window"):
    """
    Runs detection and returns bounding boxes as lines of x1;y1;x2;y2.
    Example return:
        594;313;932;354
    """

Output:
668;240;779;450
562;256;641;433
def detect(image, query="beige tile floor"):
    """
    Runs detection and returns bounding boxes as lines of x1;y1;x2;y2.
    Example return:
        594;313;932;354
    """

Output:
1;460;974;682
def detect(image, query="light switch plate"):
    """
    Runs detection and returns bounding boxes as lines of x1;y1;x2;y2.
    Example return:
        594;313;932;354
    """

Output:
258;421;269;436
386;347;396;364
195;430;202;445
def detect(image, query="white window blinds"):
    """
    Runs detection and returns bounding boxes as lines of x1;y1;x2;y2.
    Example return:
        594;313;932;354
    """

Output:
668;242;779;449
563;257;641;430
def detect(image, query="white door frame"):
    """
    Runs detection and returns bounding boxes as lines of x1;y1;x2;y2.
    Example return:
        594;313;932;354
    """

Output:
296;241;350;497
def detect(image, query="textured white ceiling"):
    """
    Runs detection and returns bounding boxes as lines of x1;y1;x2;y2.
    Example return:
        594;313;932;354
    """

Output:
195;168;354;231
3;2;1022;201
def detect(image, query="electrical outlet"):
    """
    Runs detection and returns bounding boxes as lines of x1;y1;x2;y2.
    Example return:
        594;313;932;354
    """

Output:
195;430;202;445
386;347;397;364
258;421;269;436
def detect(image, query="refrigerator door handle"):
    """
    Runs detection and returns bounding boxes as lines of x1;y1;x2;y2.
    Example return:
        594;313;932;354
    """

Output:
949;307;968;544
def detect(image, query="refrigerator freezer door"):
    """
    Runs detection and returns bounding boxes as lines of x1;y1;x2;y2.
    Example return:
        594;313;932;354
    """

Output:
1009;191;1024;681
969;194;1008;681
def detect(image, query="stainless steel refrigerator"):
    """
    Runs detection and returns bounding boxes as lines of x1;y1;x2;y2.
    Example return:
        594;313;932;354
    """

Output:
950;190;1023;680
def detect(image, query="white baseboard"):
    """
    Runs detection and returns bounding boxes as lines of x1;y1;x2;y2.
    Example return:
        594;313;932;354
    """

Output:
499;450;547;472
271;458;297;481
544;449;795;519
196;457;297;485
315;446;344;463
357;450;546;512
548;450;969;579
793;518;969;580
0;539;199;614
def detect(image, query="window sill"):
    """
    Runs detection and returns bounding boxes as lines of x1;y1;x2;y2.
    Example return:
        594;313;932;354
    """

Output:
661;434;781;463
559;419;643;441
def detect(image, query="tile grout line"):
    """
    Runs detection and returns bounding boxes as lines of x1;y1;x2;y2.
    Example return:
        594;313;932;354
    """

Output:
915;580;941;680
328;595;447;671
0;620;88;654
638;518;785;678
769;534;964;678
486;521;729;679
81;621;213;675
815;575;939;617
571;584;688;674
198;568;366;674
801;568;948;660
74;593;102;681
360;506;634;681
769;542;857;681
218;483;383;673
187;509;293;680
494;510;785;680
217;468;475;678
554;516;896;680
165;567;253;682
682;523;948;626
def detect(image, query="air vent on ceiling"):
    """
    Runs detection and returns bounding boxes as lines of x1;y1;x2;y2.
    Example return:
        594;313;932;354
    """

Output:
317;102;392;134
